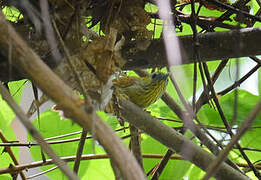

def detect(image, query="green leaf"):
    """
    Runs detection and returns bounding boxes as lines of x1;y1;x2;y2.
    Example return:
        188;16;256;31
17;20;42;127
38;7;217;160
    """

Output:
142;134;193;179
97;111;120;130
188;165;204;180
0;97;15;126
0;113;19;176
3;6;23;22
83;159;114;180
148;100;178;120
0;82;22;173
167;61;221;103
198;89;261;126
0;175;12;180
240;129;261;160
0;80;26;127
161;160;192;179
8;80;26;104
220;90;261;125
83;141;115;179
0;126;19;169
28;110;93;179
142;135;167;174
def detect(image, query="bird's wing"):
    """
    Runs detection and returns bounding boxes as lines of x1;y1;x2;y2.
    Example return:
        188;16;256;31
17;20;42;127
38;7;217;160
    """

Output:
112;76;138;88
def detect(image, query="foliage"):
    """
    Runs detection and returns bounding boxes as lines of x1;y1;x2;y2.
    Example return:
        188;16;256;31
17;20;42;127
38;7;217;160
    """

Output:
0;0;260;179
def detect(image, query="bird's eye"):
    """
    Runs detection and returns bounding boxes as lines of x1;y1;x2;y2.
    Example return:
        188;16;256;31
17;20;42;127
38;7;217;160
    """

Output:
152;74;157;79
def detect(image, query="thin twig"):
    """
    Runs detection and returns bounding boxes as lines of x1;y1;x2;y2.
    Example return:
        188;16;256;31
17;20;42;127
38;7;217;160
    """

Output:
202;99;261;180
202;62;261;179
0;136;91;147
151;147;174;179
218;62;261;96
196;59;229;112
0;127;129;147
26;166;58;179
205;0;261;22
40;0;62;64
190;0;198;111
231;59;239;126
73;129;88;173
51;17;92;105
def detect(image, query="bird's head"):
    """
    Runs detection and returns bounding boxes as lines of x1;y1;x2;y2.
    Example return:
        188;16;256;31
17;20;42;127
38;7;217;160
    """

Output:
151;73;169;82
140;72;169;87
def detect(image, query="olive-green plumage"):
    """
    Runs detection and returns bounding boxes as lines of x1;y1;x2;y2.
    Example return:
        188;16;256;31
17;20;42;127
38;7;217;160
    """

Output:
113;73;169;108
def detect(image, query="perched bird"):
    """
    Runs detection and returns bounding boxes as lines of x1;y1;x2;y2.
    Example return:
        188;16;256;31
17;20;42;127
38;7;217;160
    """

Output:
51;72;168;118
112;72;169;108
112;73;169;165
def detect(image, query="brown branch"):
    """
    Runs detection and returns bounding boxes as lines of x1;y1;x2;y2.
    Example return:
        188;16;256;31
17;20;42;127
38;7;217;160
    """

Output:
0;136;91;147
0;131;26;180
0;12;145;180
212;0;250;24
52;14;91;175
122;27;261;69
151;149;174;180
2;27;261;81
118;99;249;180
129;125;144;170
0;154;112;175
0;153;261;176
161;92;241;172
73;129;88;173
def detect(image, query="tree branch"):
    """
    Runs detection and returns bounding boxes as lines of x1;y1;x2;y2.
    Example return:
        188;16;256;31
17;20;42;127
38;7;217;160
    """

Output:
0;12;145;180
0;153;260;176
119;99;249;180
1;27;261;81
122;27;261;69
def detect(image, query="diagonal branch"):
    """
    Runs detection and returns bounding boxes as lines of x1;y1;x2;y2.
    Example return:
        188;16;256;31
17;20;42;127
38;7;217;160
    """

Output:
118;99;249;180
0;11;145;180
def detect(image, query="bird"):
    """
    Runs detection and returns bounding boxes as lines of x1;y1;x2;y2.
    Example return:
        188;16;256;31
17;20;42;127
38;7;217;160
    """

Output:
112;72;169;165
51;72;169;119
112;72;169;108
